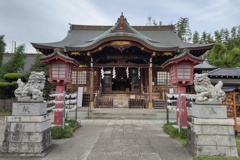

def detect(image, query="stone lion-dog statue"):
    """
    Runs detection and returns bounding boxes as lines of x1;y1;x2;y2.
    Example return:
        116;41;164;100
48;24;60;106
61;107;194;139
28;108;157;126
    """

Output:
193;73;226;103
14;71;45;101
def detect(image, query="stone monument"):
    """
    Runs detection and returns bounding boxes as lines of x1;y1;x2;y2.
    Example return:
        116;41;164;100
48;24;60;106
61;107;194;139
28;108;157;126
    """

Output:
1;71;52;157
187;73;238;157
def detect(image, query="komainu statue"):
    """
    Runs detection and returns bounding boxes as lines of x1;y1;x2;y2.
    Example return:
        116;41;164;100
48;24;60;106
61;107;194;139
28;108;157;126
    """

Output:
193;73;226;103
14;71;46;101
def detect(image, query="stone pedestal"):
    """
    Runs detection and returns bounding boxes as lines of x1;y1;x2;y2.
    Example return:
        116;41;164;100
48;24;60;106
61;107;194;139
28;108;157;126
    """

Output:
1;102;52;157
187;103;238;158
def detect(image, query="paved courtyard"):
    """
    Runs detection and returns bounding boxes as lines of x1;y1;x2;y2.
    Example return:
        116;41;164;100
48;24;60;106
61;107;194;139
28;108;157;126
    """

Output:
0;118;192;160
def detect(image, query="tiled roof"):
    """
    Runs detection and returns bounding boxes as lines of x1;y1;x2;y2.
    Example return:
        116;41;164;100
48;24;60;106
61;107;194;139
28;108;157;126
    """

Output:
194;61;217;69
32;14;213;52
161;49;203;68
208;68;240;77
40;48;79;66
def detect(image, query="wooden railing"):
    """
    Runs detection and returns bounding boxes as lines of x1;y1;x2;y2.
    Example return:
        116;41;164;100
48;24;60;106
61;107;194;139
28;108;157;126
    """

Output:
129;99;145;108
97;96;113;108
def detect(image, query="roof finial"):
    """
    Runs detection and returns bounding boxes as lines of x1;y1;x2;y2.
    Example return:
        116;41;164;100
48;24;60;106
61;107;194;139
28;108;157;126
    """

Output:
121;12;123;16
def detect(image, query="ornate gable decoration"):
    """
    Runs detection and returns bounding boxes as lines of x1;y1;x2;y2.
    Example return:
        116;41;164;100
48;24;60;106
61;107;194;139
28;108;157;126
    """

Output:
110;41;132;52
110;13;134;33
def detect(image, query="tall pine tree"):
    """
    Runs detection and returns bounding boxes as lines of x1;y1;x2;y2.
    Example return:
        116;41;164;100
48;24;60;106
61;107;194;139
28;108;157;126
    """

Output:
175;17;192;42
192;31;199;44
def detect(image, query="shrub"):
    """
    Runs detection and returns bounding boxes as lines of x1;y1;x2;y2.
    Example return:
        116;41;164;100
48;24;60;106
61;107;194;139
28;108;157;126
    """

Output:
163;122;175;134
0;82;13;87
66;119;78;128
3;73;24;81
163;122;188;139
0;82;16;99
51;126;64;139
51;126;73;139
179;128;188;139
0;108;12;116
63;126;73;138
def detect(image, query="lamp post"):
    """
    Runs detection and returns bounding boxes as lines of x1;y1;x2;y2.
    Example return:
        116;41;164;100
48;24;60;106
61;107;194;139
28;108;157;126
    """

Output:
41;48;79;126
162;49;203;127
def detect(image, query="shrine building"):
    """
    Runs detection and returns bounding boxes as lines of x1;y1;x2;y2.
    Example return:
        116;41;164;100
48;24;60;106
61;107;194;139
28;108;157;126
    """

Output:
32;13;213;109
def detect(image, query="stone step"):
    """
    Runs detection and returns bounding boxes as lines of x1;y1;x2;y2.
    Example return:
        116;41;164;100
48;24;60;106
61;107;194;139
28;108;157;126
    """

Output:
66;108;176;120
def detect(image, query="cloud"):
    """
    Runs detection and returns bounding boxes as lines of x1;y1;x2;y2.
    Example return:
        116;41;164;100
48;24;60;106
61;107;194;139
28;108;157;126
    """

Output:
0;0;113;52
0;0;239;53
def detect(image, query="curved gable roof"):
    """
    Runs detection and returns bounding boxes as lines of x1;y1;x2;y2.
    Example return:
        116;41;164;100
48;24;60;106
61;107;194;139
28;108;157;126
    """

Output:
32;14;213;53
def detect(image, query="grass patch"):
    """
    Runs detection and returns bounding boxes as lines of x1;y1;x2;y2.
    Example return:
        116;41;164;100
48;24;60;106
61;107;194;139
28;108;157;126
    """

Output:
162;122;187;146
236;136;240;155
51;126;73;139
0;108;11;116
51;119;81;139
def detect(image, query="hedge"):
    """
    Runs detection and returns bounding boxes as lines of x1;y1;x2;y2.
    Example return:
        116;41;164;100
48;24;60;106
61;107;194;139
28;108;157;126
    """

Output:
0;82;14;87
3;73;24;80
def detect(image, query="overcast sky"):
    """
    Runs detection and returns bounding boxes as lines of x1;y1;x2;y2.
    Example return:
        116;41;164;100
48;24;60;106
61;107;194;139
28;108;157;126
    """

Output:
0;0;239;53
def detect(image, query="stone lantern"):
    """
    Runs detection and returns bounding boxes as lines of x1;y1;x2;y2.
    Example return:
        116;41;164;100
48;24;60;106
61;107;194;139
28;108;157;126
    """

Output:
162;49;203;127
41;48;79;125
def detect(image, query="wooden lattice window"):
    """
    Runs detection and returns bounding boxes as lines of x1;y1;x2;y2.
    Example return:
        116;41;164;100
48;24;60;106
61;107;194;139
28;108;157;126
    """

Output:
157;71;170;85
72;71;77;84
71;71;96;85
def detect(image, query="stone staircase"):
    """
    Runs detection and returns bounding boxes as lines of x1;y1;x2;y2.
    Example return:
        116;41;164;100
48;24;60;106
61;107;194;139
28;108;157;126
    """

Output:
67;107;176;120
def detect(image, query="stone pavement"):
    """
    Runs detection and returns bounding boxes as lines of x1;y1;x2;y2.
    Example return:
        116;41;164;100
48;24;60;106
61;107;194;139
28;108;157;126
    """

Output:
0;117;193;160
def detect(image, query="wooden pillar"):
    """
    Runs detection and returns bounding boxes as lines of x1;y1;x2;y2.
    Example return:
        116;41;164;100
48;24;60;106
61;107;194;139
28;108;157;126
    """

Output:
90;59;94;109
233;92;237;131
140;68;143;93
148;58;153;109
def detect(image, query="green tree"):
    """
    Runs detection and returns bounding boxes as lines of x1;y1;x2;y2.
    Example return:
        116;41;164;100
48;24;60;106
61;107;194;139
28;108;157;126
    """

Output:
227;47;240;67
25;54;47;78
214;30;222;43
200;31;207;44
224;26;240;50
208;42;227;67
25;53;55;98
223;28;230;44
237;26;240;37
192;31;199;44
175;17;192;42
206;33;214;44
0;44;26;79
0;35;6;67
231;26;237;39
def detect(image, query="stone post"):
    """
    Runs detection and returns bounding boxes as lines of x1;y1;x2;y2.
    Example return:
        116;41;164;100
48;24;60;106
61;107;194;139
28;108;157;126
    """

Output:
187;103;238;157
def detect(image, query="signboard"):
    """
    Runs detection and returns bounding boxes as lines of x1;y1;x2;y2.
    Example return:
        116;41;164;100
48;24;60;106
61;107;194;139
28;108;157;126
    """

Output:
130;95;135;99
77;87;83;107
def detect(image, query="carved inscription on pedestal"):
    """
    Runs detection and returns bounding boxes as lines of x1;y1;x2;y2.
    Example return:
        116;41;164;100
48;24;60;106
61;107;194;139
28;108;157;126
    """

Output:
192;104;227;119
12;102;47;116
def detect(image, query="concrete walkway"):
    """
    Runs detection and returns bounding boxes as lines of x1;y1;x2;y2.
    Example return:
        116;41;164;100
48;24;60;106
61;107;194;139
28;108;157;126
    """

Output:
0;118;193;160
